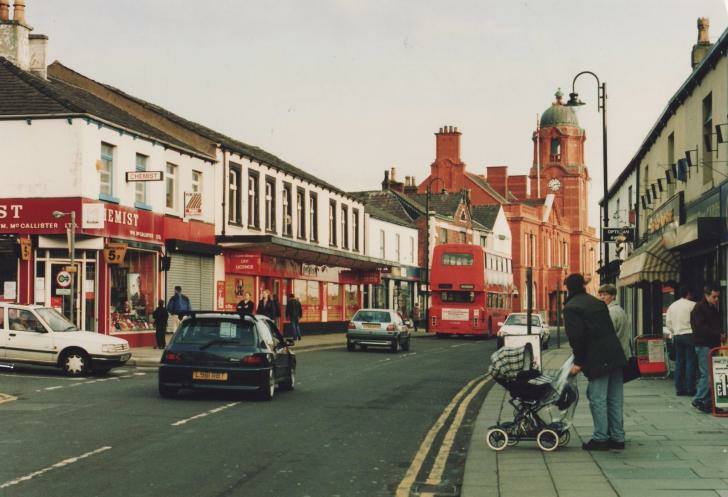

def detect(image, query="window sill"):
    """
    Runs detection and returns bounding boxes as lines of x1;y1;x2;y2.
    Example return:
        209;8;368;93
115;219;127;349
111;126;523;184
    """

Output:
265;229;277;235
297;236;308;242
228;221;244;228
247;225;261;232
99;193;120;204
134;201;153;211
282;233;293;239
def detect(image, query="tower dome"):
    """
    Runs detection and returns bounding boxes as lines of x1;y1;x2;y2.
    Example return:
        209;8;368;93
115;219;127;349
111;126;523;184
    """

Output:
540;89;580;128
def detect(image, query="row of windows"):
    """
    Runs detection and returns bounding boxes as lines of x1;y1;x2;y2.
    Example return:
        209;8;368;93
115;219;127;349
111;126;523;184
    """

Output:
100;143;201;210
228;163;360;251
486;292;510;309
486;254;511;273
379;230;416;262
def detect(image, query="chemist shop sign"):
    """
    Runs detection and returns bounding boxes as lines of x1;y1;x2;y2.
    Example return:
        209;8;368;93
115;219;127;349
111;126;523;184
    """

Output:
0;198;79;235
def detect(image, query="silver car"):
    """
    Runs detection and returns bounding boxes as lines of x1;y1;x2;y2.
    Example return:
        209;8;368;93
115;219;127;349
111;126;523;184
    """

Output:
346;309;411;353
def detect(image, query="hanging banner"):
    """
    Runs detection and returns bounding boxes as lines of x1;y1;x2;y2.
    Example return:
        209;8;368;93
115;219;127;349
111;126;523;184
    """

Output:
18;238;32;261
184;192;202;217
103;243;128;265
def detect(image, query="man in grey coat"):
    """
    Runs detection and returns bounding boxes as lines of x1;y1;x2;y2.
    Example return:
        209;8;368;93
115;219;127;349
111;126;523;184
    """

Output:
598;284;631;359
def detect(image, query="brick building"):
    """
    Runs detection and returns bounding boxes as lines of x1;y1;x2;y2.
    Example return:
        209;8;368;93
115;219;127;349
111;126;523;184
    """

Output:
416;92;598;319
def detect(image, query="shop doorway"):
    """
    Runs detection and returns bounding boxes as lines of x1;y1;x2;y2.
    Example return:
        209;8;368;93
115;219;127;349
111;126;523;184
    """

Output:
49;262;82;328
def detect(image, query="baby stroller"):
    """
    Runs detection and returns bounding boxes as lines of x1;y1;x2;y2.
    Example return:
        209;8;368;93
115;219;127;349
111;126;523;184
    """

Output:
485;344;578;452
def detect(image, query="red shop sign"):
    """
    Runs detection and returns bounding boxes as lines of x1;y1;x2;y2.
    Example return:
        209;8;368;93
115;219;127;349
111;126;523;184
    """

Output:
0;198;79;235
225;253;261;274
339;270;381;286
84;201;163;244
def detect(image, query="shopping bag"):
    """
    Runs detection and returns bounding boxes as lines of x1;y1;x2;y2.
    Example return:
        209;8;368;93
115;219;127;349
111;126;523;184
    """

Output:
623;356;641;383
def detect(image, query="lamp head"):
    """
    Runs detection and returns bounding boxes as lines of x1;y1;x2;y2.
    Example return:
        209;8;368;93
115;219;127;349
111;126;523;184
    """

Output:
52;211;65;219
566;92;585;107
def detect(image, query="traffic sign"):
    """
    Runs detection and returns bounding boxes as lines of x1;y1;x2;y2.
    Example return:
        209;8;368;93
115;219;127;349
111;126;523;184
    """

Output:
56;271;72;288
603;227;634;243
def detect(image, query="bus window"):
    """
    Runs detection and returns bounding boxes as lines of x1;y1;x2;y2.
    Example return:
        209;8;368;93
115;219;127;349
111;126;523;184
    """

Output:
442;253;474;266
442;291;475;303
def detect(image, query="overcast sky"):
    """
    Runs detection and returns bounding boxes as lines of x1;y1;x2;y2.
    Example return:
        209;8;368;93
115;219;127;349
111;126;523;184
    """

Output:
29;0;728;227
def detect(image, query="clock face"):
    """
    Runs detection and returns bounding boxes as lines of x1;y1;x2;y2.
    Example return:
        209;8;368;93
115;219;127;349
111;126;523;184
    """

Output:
548;178;562;192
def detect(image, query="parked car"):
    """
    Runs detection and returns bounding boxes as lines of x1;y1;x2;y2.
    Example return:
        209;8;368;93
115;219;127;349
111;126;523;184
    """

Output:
158;312;296;400
496;313;550;350
0;303;130;375
346;309;411;352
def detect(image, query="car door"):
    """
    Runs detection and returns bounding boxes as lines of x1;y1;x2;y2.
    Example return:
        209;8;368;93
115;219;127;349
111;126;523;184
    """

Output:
5;307;55;364
257;318;289;381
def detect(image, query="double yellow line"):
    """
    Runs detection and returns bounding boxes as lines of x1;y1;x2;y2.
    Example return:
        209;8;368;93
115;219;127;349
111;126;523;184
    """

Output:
395;374;492;497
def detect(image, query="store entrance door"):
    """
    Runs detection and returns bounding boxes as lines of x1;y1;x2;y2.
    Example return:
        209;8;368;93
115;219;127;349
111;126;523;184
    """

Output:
49;262;82;328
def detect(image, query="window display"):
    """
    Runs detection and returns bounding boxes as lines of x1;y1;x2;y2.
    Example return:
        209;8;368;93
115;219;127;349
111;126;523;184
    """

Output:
344;284;360;320
109;250;157;332
224;275;255;311
293;279;320;322
327;283;342;321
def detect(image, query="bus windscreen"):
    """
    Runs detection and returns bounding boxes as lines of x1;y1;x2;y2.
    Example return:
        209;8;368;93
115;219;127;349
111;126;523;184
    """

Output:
441;291;475;303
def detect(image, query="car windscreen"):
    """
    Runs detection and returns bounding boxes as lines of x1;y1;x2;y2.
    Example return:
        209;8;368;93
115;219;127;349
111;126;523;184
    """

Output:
36;308;77;331
504;315;540;326
352;310;391;323
174;319;255;346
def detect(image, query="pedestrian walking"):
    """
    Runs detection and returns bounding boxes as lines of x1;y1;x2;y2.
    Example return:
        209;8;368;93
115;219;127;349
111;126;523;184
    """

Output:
286;293;303;340
598;284;631;360
257;289;279;320
166;285;191;333
564;273;627;451
152;300;168;349
665;287;697;396
236;291;255;315
412;303;420;332
690;285;726;413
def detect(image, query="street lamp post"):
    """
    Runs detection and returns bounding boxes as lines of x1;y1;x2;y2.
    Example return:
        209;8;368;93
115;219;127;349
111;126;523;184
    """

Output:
53;210;76;325
424;177;445;334
566;71;609;284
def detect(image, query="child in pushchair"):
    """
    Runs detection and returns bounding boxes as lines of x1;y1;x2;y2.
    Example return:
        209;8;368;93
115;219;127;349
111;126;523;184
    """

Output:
485;344;578;452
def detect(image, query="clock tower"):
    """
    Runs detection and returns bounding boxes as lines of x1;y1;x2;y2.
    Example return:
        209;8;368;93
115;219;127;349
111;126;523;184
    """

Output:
530;89;590;232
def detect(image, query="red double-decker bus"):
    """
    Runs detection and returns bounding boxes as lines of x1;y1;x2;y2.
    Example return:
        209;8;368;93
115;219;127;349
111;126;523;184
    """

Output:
429;243;512;337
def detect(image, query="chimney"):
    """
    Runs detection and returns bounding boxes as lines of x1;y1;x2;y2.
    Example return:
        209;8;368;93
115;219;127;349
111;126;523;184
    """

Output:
403;176;418;194
435;125;462;162
381;170;390;190
28;33;47;78
0;0;37;73
390;166;397;182
691;17;714;69
485;166;509;199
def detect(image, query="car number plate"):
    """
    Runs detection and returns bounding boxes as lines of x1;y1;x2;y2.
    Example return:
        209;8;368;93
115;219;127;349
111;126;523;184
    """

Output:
363;323;380;329
192;371;228;381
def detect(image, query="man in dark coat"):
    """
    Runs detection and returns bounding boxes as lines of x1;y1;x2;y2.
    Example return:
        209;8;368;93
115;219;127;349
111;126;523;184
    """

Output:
690;285;726;412
285;293;303;340
236;291;255;316
152;300;168;349
564;273;627;451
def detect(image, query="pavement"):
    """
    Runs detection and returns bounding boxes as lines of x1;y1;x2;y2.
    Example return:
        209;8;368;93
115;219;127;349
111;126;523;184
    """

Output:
462;345;728;497
128;329;432;367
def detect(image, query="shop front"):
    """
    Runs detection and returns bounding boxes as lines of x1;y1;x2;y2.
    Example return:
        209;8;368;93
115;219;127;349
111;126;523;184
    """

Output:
0;197;214;346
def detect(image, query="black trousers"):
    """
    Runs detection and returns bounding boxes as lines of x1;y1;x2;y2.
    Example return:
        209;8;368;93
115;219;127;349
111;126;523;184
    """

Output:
155;327;167;348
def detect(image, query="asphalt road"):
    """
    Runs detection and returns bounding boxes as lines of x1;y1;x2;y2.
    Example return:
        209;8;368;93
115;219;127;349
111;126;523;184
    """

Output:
0;336;497;497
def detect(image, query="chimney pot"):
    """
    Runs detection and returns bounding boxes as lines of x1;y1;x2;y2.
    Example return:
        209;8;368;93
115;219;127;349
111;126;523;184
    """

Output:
0;1;9;22
12;0;25;24
692;17;714;69
390;166;396;182
697;17;710;43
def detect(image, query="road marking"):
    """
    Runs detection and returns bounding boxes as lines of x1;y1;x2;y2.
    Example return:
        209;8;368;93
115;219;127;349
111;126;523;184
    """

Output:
0;446;112;489
425;376;491;484
44;386;64;391
171;402;241;427
395;374;487;497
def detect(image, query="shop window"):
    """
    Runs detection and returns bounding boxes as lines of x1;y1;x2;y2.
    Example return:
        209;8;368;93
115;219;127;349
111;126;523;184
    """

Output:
99;143;114;198
282;183;293;236
224;275;255;311
352;209;360;251
248;171;260;229
329;200;337;247
293;279;320;322
309;193;318;242
134;154;148;206
344;284;360;320
228;164;241;224
265;177;276;232
0;240;18;300
297;188;306;239
109;250;157;332
166;163;177;210
327;283;342;321
192;170;202;193
341;204;349;249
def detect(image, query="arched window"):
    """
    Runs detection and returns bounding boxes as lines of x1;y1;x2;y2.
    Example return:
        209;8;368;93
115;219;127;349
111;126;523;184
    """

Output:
550;138;561;162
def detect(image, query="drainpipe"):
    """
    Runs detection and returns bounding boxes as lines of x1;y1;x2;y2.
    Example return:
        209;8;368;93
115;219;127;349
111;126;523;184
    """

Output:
221;146;228;236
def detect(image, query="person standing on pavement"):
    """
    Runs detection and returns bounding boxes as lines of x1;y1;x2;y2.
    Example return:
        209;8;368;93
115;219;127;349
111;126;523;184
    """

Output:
286;293;303;340
564;273;627;451
257;289;279;320
236;291;255;315
665;287;697;396
690;285;726;413
598;284;631;360
166;285;191;332
412;303;420;332
152;300;168;350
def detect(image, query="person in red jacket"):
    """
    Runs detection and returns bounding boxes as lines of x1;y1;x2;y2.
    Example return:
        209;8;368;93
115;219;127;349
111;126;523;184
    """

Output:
690;285;726;413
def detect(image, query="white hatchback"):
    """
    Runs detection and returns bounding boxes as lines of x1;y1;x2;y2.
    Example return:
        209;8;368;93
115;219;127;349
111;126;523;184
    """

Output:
496;313;550;349
0;303;130;375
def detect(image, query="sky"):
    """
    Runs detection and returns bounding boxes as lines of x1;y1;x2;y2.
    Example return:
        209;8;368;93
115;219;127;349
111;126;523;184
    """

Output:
28;0;728;228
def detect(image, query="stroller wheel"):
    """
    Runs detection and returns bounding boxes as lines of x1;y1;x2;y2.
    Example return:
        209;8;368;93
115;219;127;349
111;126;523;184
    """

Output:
486;428;509;451
536;429;559;452
558;430;570;447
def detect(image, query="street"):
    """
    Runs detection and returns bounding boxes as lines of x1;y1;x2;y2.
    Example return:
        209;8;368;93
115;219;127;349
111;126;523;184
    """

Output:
0;336;494;497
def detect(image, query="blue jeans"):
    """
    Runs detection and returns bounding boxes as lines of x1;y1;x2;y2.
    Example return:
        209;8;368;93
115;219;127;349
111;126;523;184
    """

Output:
673;334;697;394
694;346;712;407
586;368;625;442
291;320;302;340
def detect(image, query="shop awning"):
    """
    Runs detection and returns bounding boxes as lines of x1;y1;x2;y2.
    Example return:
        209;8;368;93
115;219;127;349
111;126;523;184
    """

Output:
664;218;722;249
617;236;679;287
216;234;394;271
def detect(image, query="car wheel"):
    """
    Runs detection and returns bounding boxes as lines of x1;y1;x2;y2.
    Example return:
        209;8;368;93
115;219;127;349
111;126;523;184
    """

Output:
347;340;355;351
542;338;549;350
60;350;89;376
158;384;178;398
258;369;275;401
280;367;295;391
401;337;411;352
390;339;399;353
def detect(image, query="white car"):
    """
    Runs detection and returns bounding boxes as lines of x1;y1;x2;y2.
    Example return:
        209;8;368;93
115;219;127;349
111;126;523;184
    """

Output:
496;313;550;350
0;303;130;376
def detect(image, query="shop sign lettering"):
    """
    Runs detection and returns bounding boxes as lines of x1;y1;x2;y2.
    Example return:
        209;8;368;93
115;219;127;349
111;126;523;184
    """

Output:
0;204;23;219
106;207;140;227
225;254;260;274
302;264;319;276
646;192;683;236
